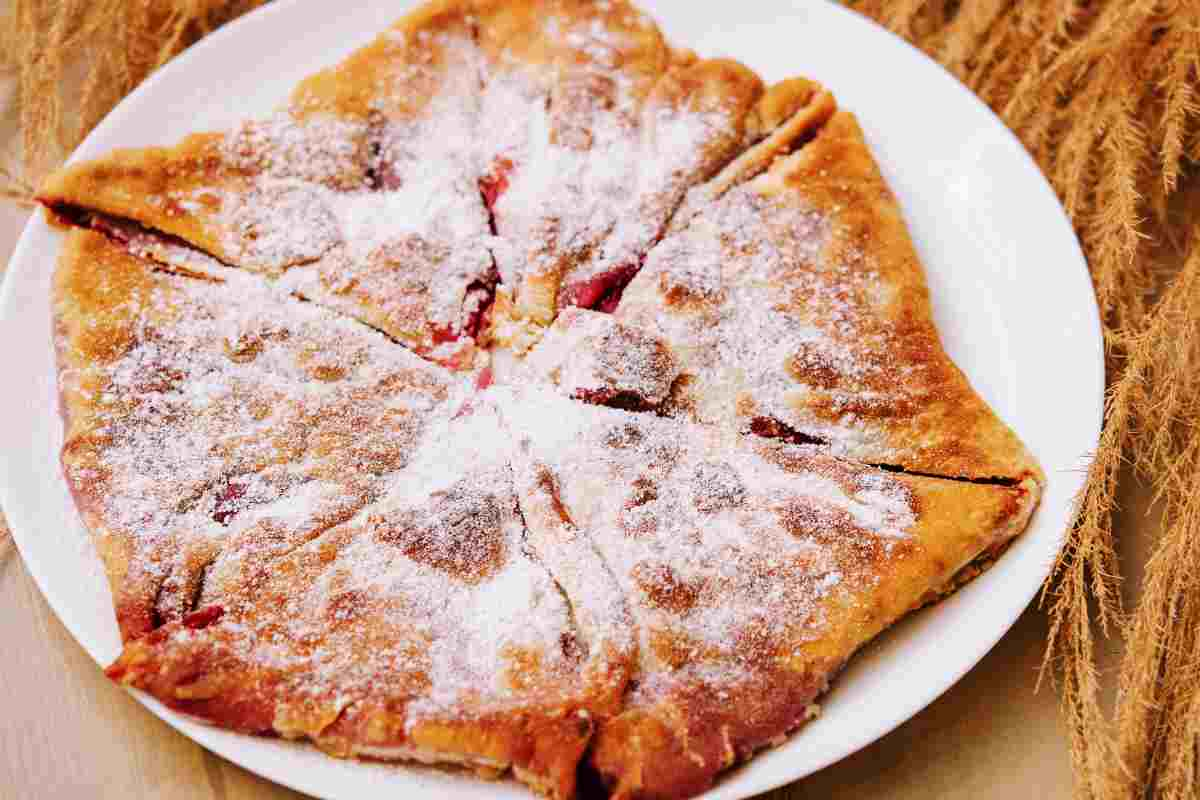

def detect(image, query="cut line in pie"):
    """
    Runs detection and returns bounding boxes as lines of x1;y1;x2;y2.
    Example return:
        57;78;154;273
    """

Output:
39;2;1044;799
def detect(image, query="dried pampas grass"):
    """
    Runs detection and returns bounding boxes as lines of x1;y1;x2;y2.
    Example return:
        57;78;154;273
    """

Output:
3;0;1200;797
0;0;267;201
855;1;1200;797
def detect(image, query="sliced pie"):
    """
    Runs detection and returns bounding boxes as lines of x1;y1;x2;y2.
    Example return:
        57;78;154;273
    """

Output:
618;110;1043;483
42;0;1048;798
41;2;496;368
54;228;467;640
501;387;1038;798
106;396;634;799
474;0;837;337
41;0;836;360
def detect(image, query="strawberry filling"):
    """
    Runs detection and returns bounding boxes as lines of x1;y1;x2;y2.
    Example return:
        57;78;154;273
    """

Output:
479;157;514;213
564;262;641;313
212;480;247;525
182;605;225;630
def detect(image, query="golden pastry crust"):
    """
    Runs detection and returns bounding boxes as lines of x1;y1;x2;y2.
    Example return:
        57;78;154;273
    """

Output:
43;2;1047;798
290;0;478;121
767;111;1043;482
473;0;770;327
40;1;494;368
100;389;635;800
39;118;371;268
54;229;461;640
501;389;1038;799
619;110;1043;484
674;76;838;220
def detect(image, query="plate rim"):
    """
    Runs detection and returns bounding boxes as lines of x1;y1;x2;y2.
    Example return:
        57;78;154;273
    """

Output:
0;0;1103;797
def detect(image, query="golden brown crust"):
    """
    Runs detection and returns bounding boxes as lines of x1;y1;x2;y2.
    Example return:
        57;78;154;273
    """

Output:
38;2;497;367
55;230;162;636
105;530;598;800
53;229;458;640
40;133;243;263
290;0;477;121
678;77;838;216
98;397;634;800
765;111;1043;483
589;469;1040;800
502;391;1039;799
620;108;1043;485
46;3;1046;797
473;0;773;328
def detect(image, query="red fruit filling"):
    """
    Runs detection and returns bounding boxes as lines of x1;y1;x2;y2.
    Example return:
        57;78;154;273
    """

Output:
461;281;494;340
182;605;225;630
212;480;247;525
479;157;514;213
429;278;496;350
564;262;640;313
573;387;649;412
748;416;828;447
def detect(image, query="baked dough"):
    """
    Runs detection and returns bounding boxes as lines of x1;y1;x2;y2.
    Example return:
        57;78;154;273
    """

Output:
618;111;1043;482
43;2;1044;798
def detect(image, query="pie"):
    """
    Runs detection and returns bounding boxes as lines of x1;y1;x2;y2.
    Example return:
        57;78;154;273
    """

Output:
616;110;1042;481
40;1;1044;799
501;386;1035;799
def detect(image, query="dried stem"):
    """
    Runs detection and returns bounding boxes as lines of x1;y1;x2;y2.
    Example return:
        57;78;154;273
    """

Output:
0;0;267;195
860;2;1200;798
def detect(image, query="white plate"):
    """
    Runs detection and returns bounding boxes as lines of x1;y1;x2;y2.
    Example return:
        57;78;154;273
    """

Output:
0;1;1101;798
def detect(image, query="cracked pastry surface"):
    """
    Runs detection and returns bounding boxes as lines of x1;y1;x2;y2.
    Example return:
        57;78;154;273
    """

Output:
43;1;1043;799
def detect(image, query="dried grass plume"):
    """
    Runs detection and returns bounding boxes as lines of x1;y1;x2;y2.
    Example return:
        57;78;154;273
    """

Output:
853;1;1200;797
0;0;267;203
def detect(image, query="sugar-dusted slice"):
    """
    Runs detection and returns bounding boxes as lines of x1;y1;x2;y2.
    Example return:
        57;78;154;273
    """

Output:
473;0;831;338
41;0;497;368
522;307;680;410
106;396;635;800
54;229;468;641
501;387;1039;799
618;110;1043;483
284;0;498;367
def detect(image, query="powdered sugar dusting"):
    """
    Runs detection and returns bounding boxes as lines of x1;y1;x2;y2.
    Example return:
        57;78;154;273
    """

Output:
522;307;680;409
478;13;746;319
618;180;907;457
50;1;1025;789
60;260;467;630
188;401;582;722
209;94;498;364
499;387;917;694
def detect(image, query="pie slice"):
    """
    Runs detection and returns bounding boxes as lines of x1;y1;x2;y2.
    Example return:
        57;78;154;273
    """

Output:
473;0;834;338
284;0;498;367
106;395;635;800
37;0;837;365
40;1;497;368
522;307;681;411
617;110;1043;483
54;229;467;641
500;387;1039;798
